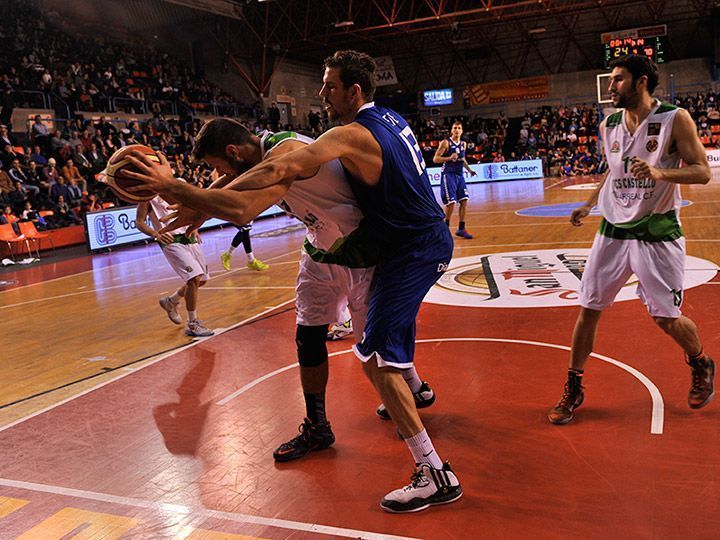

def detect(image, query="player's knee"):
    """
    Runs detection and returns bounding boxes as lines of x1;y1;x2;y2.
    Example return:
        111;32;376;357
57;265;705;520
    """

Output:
187;275;203;287
296;324;328;367
653;316;677;334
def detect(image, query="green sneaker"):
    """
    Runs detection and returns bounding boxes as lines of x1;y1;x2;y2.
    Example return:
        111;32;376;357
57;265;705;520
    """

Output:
247;258;269;271
220;251;232;271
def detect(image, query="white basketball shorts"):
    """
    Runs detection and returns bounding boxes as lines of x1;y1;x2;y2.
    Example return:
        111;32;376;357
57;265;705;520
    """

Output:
296;250;374;340
580;233;686;318
162;242;210;283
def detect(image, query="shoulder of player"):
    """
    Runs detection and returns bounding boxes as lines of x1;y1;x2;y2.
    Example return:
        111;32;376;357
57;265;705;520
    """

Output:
265;137;307;158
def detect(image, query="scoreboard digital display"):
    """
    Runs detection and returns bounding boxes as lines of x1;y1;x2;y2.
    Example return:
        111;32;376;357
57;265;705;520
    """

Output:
601;25;666;69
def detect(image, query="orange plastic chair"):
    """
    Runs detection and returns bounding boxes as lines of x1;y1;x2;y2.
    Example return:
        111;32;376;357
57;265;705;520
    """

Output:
18;221;54;258
0;223;31;261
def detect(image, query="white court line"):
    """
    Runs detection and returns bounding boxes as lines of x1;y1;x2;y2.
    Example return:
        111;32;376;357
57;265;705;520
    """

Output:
0;297;296;434
0;478;417;540
1;249;299;310
0;238;299;295
217;338;664;435
544;178;573;190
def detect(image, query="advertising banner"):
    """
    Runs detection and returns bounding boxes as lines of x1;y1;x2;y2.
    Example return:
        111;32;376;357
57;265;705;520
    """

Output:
465;76;550;105
706;149;720;168
85;205;283;251
425;159;544;185
374;56;398;86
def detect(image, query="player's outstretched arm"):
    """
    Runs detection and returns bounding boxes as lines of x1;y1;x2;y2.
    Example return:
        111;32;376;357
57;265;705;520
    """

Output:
225;124;379;189
125;151;292;227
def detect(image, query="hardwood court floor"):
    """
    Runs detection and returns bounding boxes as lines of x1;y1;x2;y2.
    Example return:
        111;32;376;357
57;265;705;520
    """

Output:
0;175;719;539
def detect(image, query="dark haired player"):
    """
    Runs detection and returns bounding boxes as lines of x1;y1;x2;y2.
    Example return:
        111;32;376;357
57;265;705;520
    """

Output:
549;55;714;425
126;50;461;513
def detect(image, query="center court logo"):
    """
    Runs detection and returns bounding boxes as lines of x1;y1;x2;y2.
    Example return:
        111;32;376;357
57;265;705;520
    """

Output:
424;250;718;308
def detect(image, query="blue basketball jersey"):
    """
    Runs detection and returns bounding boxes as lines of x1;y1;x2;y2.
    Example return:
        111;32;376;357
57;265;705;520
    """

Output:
351;103;444;242
442;138;465;174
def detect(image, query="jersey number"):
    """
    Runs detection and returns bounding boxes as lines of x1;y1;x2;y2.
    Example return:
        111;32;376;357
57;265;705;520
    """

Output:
399;126;427;176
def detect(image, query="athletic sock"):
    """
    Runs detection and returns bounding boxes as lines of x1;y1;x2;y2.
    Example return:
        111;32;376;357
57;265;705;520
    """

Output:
405;429;443;469
401;366;424;393
246;251;255;263
303;393;327;424
188;310;198;321
459;221;466;230
568;367;584;380
169;290;181;303
227;245;236;255
688;349;705;363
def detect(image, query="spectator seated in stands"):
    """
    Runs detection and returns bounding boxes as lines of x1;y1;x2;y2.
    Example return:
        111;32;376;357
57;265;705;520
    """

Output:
54;194;81;226
61;158;87;193
30;145;47;166
1;204;21;234
8;158;40;198
43;157;59;187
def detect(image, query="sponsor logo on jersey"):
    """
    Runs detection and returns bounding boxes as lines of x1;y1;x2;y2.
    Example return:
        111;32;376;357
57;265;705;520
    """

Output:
611;141;620;153
424;251;718;308
648;122;661;136
646;139;659;152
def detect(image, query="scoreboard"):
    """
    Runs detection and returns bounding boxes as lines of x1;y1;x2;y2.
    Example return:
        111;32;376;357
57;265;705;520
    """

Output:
601;25;666;68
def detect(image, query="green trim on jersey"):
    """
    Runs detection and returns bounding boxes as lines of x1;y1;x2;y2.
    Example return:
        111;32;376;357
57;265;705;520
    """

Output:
302;220;380;268
263;131;298;153
598;210;683;242
605;111;623;128
655;102;679;114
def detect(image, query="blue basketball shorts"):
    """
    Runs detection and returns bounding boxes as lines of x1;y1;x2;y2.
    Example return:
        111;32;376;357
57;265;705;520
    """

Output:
353;222;453;368
440;171;469;206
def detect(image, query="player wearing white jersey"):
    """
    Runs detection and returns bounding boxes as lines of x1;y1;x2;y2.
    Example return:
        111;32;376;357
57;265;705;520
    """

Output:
549;55;714;425
136;194;214;338
130;118;436;462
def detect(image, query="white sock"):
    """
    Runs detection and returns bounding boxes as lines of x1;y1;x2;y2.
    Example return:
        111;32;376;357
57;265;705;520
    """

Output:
246;251;255;263
188;310;198;321
405;429;443;469
169;291;181;303
227;245;236;254
401;366;424;393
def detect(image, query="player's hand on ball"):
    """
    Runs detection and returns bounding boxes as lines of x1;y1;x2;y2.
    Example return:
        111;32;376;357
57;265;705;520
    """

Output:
125;151;176;192
570;204;591;226
629;157;662;181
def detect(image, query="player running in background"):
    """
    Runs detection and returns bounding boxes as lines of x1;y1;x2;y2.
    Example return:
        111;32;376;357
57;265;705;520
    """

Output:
136;196;214;338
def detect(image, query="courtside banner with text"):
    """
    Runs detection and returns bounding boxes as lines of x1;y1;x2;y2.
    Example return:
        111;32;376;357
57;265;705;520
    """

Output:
707;149;720;168
85;205;283;251
426;159;544;185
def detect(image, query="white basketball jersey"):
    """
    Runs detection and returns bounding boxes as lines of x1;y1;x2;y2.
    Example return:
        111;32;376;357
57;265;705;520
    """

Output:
599;100;682;224
260;131;364;252
148;193;189;235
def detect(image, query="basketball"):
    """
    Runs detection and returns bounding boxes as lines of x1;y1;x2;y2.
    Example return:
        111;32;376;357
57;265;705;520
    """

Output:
104;144;160;203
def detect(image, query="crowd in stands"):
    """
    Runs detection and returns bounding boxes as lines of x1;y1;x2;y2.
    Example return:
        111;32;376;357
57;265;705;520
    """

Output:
413;104;601;177
674;91;720;146
0;0;717;236
0;0;247;118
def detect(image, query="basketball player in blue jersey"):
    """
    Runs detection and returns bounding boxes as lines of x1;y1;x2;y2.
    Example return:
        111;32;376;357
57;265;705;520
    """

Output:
125;50;461;514
433;121;477;239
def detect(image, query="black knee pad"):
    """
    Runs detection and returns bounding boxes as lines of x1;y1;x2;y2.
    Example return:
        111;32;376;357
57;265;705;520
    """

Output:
296;324;329;367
